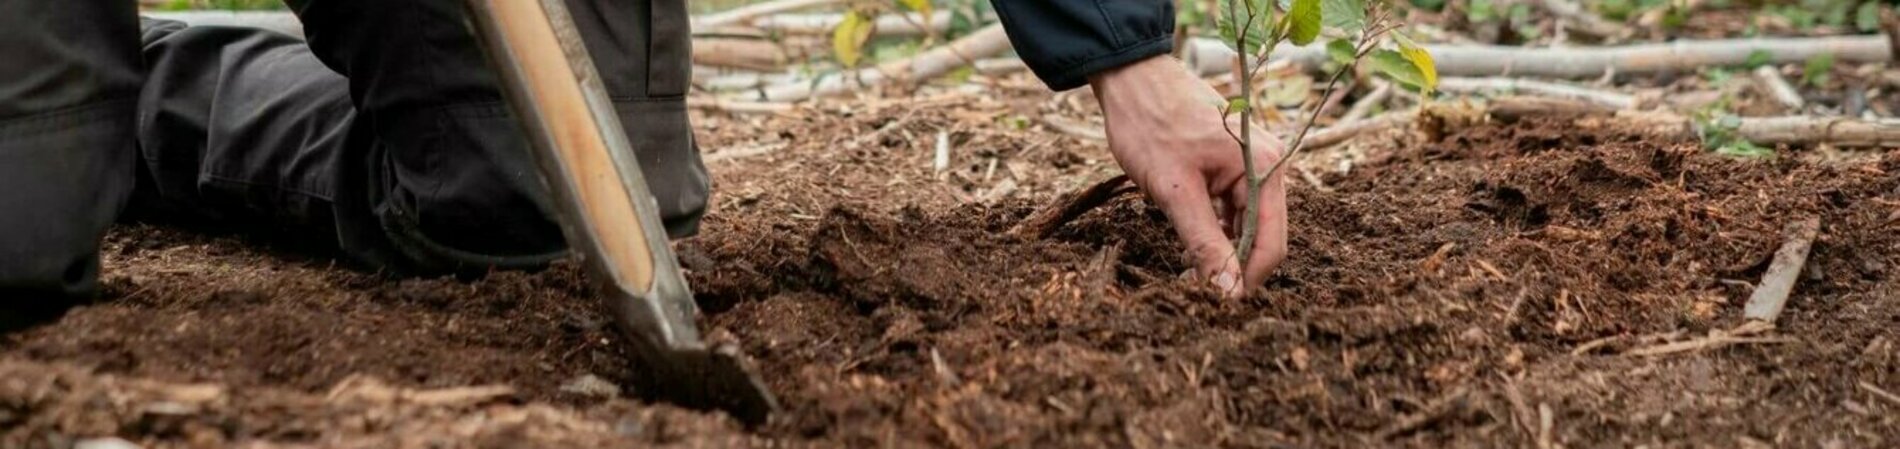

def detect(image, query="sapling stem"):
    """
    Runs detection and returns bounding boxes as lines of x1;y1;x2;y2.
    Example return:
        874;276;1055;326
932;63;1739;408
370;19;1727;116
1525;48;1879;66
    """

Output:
1229;3;1397;277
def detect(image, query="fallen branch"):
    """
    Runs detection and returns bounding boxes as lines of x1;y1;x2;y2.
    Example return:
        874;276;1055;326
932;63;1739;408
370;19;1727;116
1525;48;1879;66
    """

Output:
1340;82;1393;123
1742;218;1822;323
1182;34;1891;79
691;0;843;30
1009;175;1133;239
1754;66;1807;112
694;38;792;72
735;11;953;37
1489;97;1900;147
1438;77;1638;110
748;24;1012;102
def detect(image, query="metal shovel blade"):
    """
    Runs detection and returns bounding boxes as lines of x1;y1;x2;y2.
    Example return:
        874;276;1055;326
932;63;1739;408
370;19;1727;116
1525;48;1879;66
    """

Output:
462;0;777;426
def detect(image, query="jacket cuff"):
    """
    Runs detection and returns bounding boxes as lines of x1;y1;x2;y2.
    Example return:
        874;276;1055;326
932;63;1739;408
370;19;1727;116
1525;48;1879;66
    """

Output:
1041;35;1174;91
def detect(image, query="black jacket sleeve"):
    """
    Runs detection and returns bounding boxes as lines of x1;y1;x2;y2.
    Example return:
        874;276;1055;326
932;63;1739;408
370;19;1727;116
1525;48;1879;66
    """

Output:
989;0;1176;91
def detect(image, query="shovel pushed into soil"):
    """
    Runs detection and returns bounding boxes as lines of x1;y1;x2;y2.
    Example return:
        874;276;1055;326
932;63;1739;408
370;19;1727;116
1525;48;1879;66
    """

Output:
461;0;776;426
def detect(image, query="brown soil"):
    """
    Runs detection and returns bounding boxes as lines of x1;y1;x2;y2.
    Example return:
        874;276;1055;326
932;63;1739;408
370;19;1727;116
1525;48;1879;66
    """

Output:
3;101;1898;448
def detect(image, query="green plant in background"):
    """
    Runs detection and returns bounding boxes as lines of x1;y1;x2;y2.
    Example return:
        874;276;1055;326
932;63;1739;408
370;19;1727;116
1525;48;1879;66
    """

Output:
832;0;948;69
1802;53;1836;88
1217;0;1436;270
1691;97;1773;158
1763;0;1884;32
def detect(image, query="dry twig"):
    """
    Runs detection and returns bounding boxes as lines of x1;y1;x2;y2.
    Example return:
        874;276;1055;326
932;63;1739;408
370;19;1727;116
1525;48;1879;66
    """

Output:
1743;218;1821;323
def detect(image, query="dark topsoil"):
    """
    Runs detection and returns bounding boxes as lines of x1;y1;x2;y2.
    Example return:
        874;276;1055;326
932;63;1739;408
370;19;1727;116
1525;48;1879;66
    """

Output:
2;108;1897;448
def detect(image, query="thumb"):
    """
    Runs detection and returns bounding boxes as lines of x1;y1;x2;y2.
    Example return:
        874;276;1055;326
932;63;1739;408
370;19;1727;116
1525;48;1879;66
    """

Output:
1147;180;1243;295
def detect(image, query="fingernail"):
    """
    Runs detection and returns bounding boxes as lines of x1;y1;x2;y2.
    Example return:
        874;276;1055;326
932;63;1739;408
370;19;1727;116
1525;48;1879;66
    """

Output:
1212;272;1239;293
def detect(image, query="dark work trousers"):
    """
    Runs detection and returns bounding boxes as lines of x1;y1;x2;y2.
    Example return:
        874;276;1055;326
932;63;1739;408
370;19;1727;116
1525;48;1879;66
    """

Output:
0;0;711;323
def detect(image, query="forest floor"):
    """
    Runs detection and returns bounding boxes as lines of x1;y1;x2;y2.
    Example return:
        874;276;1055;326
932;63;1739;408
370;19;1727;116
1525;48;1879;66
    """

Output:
4;90;1897;448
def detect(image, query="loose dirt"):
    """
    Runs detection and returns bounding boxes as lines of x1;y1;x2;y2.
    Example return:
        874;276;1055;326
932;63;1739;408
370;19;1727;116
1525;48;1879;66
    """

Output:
3;100;1897;448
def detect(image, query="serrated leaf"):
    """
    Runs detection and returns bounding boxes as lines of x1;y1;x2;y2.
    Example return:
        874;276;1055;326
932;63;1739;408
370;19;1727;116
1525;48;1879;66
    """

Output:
1394;38;1437;93
1326;38;1357;65
1321;0;1365;30
1369;49;1428;91
1284;0;1323;45
832;10;877;67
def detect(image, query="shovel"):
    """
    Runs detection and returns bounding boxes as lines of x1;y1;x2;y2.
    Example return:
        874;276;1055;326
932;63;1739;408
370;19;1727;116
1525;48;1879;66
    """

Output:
460;0;776;426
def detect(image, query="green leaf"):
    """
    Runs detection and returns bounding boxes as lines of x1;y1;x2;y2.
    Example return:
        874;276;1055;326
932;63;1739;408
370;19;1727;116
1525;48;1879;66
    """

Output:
895;0;931;14
1743;49;1773;69
1322;0;1366;31
832;10;877;67
1803;53;1835;87
1326;38;1357;65
1467;0;1497;23
1369;49;1429;91
1284;0;1323;45
1857;1;1882;32
1715;140;1774;158
1217;0;1275;54
1394;35;1438;94
1226;97;1251;114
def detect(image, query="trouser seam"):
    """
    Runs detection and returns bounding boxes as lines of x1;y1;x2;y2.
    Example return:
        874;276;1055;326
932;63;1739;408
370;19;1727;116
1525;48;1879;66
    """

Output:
0;99;137;138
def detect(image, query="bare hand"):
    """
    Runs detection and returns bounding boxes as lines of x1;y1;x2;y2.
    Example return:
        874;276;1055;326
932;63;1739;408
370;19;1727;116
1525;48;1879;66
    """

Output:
1087;56;1289;296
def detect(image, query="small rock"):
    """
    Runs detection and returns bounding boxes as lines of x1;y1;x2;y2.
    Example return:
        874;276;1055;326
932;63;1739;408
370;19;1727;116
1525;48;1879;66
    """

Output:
560;374;622;398
75;437;142;449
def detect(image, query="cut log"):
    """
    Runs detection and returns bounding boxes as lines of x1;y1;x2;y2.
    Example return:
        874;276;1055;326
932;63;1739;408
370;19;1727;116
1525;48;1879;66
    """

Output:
1743;218;1822;323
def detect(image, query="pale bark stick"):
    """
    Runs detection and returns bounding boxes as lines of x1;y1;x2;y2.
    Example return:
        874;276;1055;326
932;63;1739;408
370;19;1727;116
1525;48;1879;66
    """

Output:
1753;66;1807;112
1183;35;1891;79
1340;82;1393;123
747;24;1011;102
737;12;953;37
1438;77;1638;109
1743;218;1821;323
691;0;843;30
693;38;790;72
